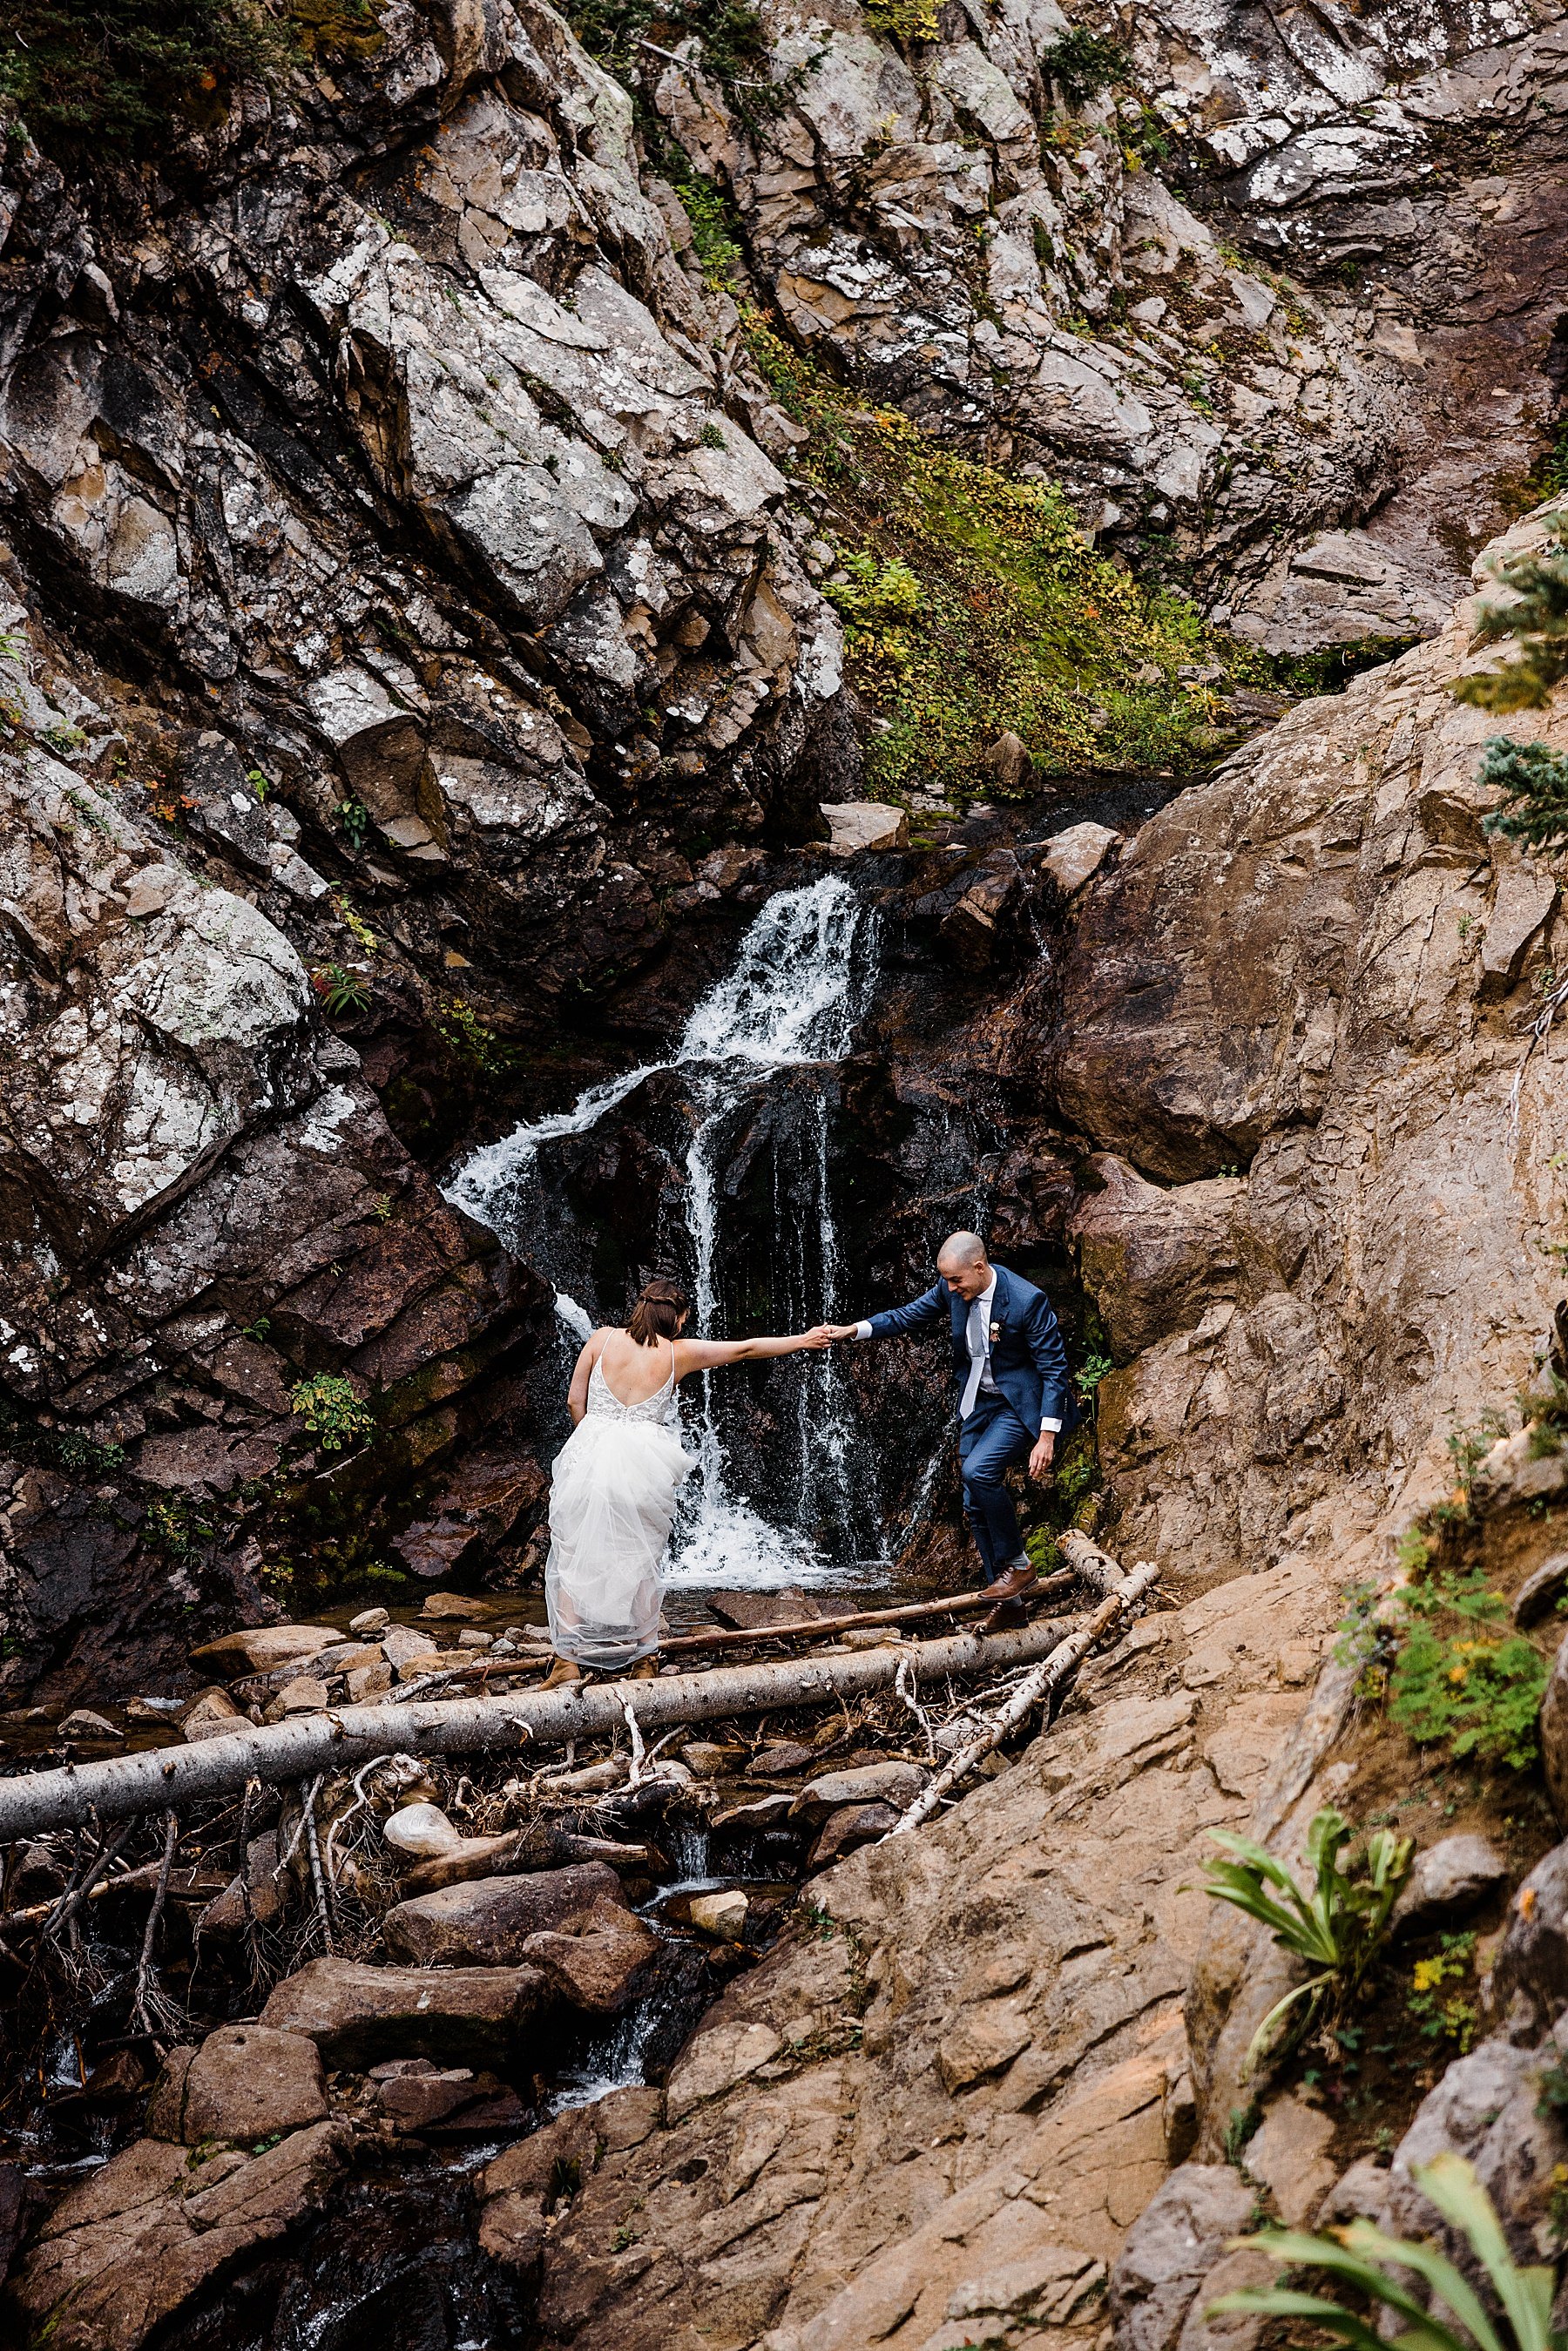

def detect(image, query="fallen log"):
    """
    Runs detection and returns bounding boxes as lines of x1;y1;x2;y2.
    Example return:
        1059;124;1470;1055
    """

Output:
402;1574;1082;1688
0;1618;1085;1841
889;1557;1161;1834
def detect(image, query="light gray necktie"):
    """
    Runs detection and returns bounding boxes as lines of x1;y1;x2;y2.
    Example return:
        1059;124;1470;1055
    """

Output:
959;1299;987;1418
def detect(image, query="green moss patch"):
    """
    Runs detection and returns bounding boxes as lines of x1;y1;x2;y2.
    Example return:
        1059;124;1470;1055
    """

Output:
744;307;1251;796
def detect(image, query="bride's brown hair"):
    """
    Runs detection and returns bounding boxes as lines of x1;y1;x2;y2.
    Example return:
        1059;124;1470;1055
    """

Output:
627;1276;690;1346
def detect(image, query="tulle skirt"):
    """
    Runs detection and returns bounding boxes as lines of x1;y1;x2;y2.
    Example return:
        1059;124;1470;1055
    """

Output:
545;1415;698;1668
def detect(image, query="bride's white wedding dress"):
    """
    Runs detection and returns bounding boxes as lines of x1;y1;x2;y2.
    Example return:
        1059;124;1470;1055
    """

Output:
545;1344;697;1668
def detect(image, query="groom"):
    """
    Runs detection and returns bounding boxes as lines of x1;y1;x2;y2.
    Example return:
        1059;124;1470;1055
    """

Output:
826;1232;1071;1624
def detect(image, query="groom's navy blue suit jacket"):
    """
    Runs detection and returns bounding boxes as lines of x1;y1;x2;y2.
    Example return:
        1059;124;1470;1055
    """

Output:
866;1264;1073;1432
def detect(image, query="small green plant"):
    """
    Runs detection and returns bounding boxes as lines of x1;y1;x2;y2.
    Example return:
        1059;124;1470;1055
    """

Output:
369;1192;393;1222
1387;1564;1549;1772
363;1560;410;1587
1408;1932;1478;2054
240;1315;272;1341
698;420;727;449
145;1494;214;1556
336;797;372;849
1474;736;1568;853
246;768;271;801
1221;2100;1262;2167
311;963;371;1016
55;1431;126;1475
333;894;380;955
1211;2152;1560;2351
288;1374;375;1453
1074;1352;1113;1402
436;996;515;1076
1040;27;1128;100
1200;1807;1414;2077
1456;514;1568;714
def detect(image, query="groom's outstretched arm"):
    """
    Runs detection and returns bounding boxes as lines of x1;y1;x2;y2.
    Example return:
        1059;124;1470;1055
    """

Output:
824;1282;949;1342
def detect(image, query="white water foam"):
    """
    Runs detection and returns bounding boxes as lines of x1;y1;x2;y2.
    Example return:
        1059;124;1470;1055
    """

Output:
447;876;873;1588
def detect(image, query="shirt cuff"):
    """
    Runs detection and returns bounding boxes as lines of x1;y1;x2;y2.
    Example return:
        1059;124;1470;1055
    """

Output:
1040;1417;1062;1433
853;1320;873;1340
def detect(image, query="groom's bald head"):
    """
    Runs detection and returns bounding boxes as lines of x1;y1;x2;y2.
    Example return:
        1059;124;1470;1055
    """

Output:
937;1231;990;1300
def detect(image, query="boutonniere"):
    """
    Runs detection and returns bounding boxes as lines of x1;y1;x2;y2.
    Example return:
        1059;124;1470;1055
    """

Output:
989;1321;1001;1343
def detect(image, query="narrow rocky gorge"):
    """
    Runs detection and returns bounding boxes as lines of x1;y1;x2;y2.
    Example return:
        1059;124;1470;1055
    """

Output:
6;0;1568;2341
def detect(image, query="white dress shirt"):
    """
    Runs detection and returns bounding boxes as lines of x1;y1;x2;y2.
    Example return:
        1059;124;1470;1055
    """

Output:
854;1272;1062;1431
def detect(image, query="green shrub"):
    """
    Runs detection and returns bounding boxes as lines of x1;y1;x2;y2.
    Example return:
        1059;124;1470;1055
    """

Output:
865;0;939;41
1212;2152;1560;2351
1387;1564;1548;1772
0;0;290;157
741;306;1235;793
1474;736;1568;854
288;1374;375;1453
1408;1931;1478;2055
1200;1806;1413;2077
1040;29;1129;102
1455;513;1568;713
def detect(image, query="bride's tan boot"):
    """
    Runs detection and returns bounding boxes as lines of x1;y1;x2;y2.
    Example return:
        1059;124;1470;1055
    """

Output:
625;1655;658;1681
538;1655;583;1691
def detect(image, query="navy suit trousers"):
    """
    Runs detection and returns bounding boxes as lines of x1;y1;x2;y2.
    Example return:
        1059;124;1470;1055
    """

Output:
957;1389;1035;1581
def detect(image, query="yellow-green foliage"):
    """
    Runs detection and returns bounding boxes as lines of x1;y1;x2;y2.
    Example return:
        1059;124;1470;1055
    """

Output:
864;0;938;40
743;307;1230;795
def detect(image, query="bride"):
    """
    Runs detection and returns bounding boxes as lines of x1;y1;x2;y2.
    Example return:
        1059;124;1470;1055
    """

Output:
541;1276;833;1688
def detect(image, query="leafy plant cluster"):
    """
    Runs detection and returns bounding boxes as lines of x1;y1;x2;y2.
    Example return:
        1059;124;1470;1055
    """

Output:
1201;1805;1414;2078
864;0;939;42
0;0;382;159
1457;512;1568;714
1384;1562;1549;1773
1040;28;1129;102
287;1373;375;1454
436;995;517;1077
1216;2152;1562;2351
741;307;1234;794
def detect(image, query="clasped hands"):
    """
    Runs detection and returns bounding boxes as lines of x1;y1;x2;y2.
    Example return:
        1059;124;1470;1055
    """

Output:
799;1327;1058;1484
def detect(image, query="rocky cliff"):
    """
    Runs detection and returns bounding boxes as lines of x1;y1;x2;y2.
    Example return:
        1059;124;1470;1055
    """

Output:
6;0;1568;2341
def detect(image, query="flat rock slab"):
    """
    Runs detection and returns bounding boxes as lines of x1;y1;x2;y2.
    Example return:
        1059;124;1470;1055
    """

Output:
260;1957;546;2066
13;2121;350;2351
147;2025;326;2145
382;1861;626;1968
820;801;908;855
791;1761;926;1821
1041;821;1122;896
188;1626;345;1674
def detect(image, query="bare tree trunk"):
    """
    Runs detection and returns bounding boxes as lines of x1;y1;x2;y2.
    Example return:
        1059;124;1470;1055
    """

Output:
0;1618;1088;1841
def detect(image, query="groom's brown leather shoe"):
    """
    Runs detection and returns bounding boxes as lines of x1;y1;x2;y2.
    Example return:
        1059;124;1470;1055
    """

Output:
983;1597;1030;1632
983;1559;1037;1604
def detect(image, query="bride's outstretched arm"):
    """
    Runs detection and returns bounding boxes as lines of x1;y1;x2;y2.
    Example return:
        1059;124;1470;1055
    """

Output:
677;1328;834;1372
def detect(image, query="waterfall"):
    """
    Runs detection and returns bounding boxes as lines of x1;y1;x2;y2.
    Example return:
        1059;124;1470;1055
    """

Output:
447;875;877;1585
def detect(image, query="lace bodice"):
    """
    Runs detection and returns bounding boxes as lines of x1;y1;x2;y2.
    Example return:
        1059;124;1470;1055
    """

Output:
585;1348;679;1428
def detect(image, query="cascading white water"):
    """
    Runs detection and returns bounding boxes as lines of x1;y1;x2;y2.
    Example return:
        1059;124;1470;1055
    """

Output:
446;875;875;1586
